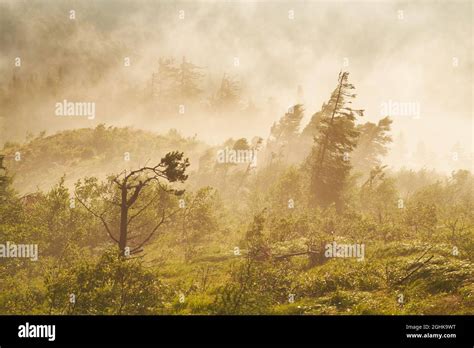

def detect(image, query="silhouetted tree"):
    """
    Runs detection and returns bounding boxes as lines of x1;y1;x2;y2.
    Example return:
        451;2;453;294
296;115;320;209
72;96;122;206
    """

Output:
211;74;240;111
76;151;189;257
268;104;304;163
178;56;204;100
351;117;392;175
308;72;363;209
153;57;179;100
153;56;204;102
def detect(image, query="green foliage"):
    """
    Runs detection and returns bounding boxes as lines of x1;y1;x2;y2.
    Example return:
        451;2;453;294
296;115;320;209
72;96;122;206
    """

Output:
308;72;363;209
269;104;305;146
212;259;296;314
352;117;392;176
404;201;438;237
44;248;171;314
173;187;220;262
245;212;271;261
2;125;201;194
0;69;472;315
359;166;398;225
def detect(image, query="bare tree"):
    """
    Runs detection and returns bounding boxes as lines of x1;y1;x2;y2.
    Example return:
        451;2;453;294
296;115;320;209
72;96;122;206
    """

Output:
76;151;189;257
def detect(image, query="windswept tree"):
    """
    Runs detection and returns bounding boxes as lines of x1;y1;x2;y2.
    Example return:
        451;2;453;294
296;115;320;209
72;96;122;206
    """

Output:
152;56;204;104
211;74;241;111
268;104;304;164
308;72;363;209
75;151;190;257
269;104;304;145
178;56;205;100
238;136;263;188
351;117;392;176
301;108;324;140
152;57;180;101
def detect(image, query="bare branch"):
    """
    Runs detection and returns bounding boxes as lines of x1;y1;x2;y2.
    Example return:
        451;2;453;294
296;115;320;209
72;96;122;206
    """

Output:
397;255;434;285
130;209;166;253
128;191;161;225
75;194;119;244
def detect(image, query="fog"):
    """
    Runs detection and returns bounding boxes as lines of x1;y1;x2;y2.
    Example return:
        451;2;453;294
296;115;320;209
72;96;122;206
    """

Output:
0;0;472;172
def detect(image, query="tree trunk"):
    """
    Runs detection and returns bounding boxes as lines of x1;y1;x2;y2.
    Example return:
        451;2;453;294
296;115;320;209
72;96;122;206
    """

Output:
317;75;344;173
119;185;128;255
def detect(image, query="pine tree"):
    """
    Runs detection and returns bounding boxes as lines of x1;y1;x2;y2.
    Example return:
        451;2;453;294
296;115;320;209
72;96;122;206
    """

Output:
351;116;392;175
153;57;179;100
152;57;204;102
301;107;324;139
178;56;204;99
268;104;304;163
308;72;363;209
269;104;304;145
211;74;240;110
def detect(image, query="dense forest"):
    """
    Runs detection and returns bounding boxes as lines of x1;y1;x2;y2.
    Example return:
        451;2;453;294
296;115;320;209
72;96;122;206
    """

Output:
0;69;472;315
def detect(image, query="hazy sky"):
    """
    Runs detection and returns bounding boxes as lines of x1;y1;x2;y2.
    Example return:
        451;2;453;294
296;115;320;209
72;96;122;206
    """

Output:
0;0;472;170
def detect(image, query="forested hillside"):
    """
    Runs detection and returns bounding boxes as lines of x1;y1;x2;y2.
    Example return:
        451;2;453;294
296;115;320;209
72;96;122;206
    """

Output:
2;125;208;194
1;71;472;315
